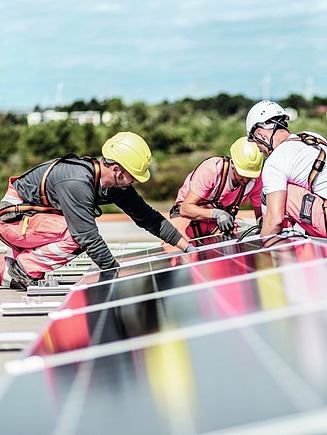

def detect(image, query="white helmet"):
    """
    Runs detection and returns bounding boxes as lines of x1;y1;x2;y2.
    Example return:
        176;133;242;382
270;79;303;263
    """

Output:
246;100;289;138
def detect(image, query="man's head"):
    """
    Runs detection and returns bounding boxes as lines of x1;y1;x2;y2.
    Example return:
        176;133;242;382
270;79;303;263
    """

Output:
246;100;290;156
101;132;152;190
230;137;264;185
102;132;152;183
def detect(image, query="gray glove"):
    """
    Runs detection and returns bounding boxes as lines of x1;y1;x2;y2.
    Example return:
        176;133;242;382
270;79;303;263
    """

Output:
211;209;234;232
183;244;198;253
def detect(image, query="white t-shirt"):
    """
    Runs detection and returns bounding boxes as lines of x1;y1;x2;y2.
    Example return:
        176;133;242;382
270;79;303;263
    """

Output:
262;132;327;199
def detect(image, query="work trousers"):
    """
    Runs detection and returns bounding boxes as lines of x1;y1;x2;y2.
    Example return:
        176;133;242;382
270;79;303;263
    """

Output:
0;179;80;283
0;213;80;280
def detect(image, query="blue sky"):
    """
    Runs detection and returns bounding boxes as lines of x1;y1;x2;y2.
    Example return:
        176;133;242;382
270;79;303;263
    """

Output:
1;0;327;110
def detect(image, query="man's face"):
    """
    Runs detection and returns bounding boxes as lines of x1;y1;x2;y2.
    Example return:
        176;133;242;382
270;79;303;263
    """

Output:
233;170;251;186
101;161;136;189
113;165;136;190
254;140;269;158
250;128;271;158
231;163;251;186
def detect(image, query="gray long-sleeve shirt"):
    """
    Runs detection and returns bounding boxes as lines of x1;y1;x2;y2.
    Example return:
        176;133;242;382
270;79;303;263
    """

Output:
12;155;182;269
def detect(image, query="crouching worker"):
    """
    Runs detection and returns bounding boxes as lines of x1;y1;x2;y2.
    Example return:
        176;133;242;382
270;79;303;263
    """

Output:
169;137;263;244
0;131;194;290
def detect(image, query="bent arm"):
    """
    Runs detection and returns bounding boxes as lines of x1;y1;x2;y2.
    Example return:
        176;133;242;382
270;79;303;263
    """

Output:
261;190;287;238
180;190;213;220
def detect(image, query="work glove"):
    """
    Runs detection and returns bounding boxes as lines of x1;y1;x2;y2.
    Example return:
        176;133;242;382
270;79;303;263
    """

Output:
183;244;198;253
211;209;234;232
97;262;120;283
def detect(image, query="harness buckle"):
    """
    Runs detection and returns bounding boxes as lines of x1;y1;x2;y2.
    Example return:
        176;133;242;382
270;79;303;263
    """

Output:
227;205;239;217
313;159;325;172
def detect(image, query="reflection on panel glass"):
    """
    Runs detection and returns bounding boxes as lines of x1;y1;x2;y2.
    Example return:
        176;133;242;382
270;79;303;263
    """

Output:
3;309;327;434
2;237;327;435
29;255;327;358
76;235;265;287
115;244;166;263
66;240;327;311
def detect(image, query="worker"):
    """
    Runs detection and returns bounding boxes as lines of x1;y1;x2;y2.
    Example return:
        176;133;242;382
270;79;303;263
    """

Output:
0;131;195;289
245;100;327;241
169;137;263;242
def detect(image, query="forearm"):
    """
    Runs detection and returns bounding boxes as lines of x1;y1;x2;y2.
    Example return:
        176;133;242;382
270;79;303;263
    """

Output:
260;217;283;238
72;227;119;270
180;203;213;220
174;235;195;251
253;206;262;221
260;190;286;238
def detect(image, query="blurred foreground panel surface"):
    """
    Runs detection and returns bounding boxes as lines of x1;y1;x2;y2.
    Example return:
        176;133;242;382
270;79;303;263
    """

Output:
1;231;327;435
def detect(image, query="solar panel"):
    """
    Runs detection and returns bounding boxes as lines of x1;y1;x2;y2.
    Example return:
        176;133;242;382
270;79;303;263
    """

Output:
1;234;327;434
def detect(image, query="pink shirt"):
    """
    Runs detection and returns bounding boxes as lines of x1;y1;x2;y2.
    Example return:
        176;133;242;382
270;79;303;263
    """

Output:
175;157;262;208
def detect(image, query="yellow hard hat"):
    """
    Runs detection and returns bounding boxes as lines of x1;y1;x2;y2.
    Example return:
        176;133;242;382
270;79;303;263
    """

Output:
102;132;152;182
230;137;264;178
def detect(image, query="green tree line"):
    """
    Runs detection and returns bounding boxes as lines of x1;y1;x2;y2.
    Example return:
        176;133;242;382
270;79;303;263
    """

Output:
1;92;327;211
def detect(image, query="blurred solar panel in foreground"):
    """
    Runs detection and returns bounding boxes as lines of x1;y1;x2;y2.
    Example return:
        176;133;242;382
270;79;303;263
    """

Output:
1;234;327;434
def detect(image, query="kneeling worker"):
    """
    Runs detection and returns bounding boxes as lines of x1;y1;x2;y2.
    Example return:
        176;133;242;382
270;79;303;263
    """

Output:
169;137;264;242
0;131;195;289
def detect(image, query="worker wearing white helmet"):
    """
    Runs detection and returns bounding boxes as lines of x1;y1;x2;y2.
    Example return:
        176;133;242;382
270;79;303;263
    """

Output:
246;100;327;241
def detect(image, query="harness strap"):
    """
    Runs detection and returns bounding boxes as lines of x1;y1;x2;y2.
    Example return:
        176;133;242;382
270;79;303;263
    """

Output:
0;204;56;217
201;156;246;217
295;132;327;233
296;132;327;192
197;156;231;208
189;156;247;237
308;147;326;191
39;154;101;207
0;155;101;218
227;183;246;217
40;159;61;206
212;157;230;205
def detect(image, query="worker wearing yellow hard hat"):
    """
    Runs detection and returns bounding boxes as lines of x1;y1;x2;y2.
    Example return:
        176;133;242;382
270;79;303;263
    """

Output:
0;131;195;290
169;137;264;243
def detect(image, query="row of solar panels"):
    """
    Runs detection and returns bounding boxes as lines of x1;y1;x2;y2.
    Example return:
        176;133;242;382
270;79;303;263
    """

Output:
1;230;327;434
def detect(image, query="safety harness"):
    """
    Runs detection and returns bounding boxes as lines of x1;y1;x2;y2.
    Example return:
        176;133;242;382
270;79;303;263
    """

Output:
296;132;326;190
0;154;101;222
295;132;327;230
170;156;246;239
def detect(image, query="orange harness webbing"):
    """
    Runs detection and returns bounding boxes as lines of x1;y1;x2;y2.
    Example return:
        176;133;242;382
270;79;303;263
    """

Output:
0;155;101;219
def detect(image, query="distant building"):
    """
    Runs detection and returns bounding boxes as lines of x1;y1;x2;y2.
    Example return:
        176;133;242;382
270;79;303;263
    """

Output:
27;112;42;126
27;110;102;126
69;111;101;126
